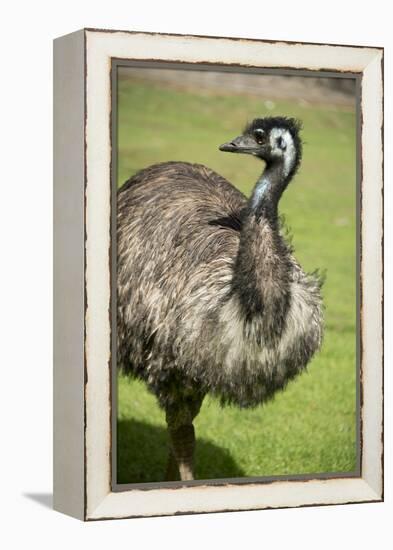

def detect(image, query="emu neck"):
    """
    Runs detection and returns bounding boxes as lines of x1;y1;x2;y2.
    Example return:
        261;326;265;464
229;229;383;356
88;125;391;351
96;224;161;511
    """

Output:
231;159;292;339
250;159;289;226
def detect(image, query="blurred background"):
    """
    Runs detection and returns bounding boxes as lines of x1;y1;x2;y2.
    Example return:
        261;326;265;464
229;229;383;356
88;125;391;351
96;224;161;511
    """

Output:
116;66;357;484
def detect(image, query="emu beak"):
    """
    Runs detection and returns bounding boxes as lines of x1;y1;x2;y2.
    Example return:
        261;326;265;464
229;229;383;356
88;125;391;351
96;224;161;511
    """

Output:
219;141;238;152
219;135;256;153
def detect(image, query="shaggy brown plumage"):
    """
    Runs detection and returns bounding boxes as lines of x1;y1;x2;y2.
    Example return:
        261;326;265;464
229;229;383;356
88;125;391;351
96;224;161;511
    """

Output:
117;117;324;481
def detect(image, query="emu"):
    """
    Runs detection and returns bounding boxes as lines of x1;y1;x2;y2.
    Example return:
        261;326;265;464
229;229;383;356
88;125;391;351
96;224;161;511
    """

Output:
117;116;324;481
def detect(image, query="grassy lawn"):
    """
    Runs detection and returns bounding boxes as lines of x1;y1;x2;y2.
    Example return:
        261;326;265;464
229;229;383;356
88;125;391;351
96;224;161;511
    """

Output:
116;75;357;484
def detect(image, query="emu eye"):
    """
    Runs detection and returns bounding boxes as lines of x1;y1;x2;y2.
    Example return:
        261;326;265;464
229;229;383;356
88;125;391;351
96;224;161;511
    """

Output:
254;129;265;144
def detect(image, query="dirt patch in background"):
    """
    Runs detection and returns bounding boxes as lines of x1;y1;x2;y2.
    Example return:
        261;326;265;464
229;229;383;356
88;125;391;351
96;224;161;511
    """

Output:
118;67;356;108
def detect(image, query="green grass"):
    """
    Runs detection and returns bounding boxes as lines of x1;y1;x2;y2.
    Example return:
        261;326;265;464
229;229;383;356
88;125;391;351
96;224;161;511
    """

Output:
116;76;357;483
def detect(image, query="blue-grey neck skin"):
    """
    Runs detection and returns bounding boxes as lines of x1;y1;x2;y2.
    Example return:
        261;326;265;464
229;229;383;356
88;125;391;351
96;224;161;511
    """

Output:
250;160;290;226
251;174;271;209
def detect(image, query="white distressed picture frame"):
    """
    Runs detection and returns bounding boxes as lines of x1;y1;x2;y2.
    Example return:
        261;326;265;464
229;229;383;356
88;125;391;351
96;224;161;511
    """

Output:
53;28;383;521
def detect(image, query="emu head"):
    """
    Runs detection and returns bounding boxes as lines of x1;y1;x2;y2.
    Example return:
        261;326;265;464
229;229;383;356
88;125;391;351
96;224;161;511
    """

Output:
219;116;302;178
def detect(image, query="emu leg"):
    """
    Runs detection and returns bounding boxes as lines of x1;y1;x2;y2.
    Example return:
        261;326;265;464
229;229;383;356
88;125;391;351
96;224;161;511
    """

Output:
167;424;196;481
165;394;204;481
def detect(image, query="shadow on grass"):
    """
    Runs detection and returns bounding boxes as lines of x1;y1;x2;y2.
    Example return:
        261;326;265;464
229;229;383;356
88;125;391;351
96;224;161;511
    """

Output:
117;418;245;484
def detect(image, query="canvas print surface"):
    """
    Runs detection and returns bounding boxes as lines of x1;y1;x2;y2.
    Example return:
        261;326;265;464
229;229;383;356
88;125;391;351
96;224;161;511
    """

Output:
114;66;357;485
